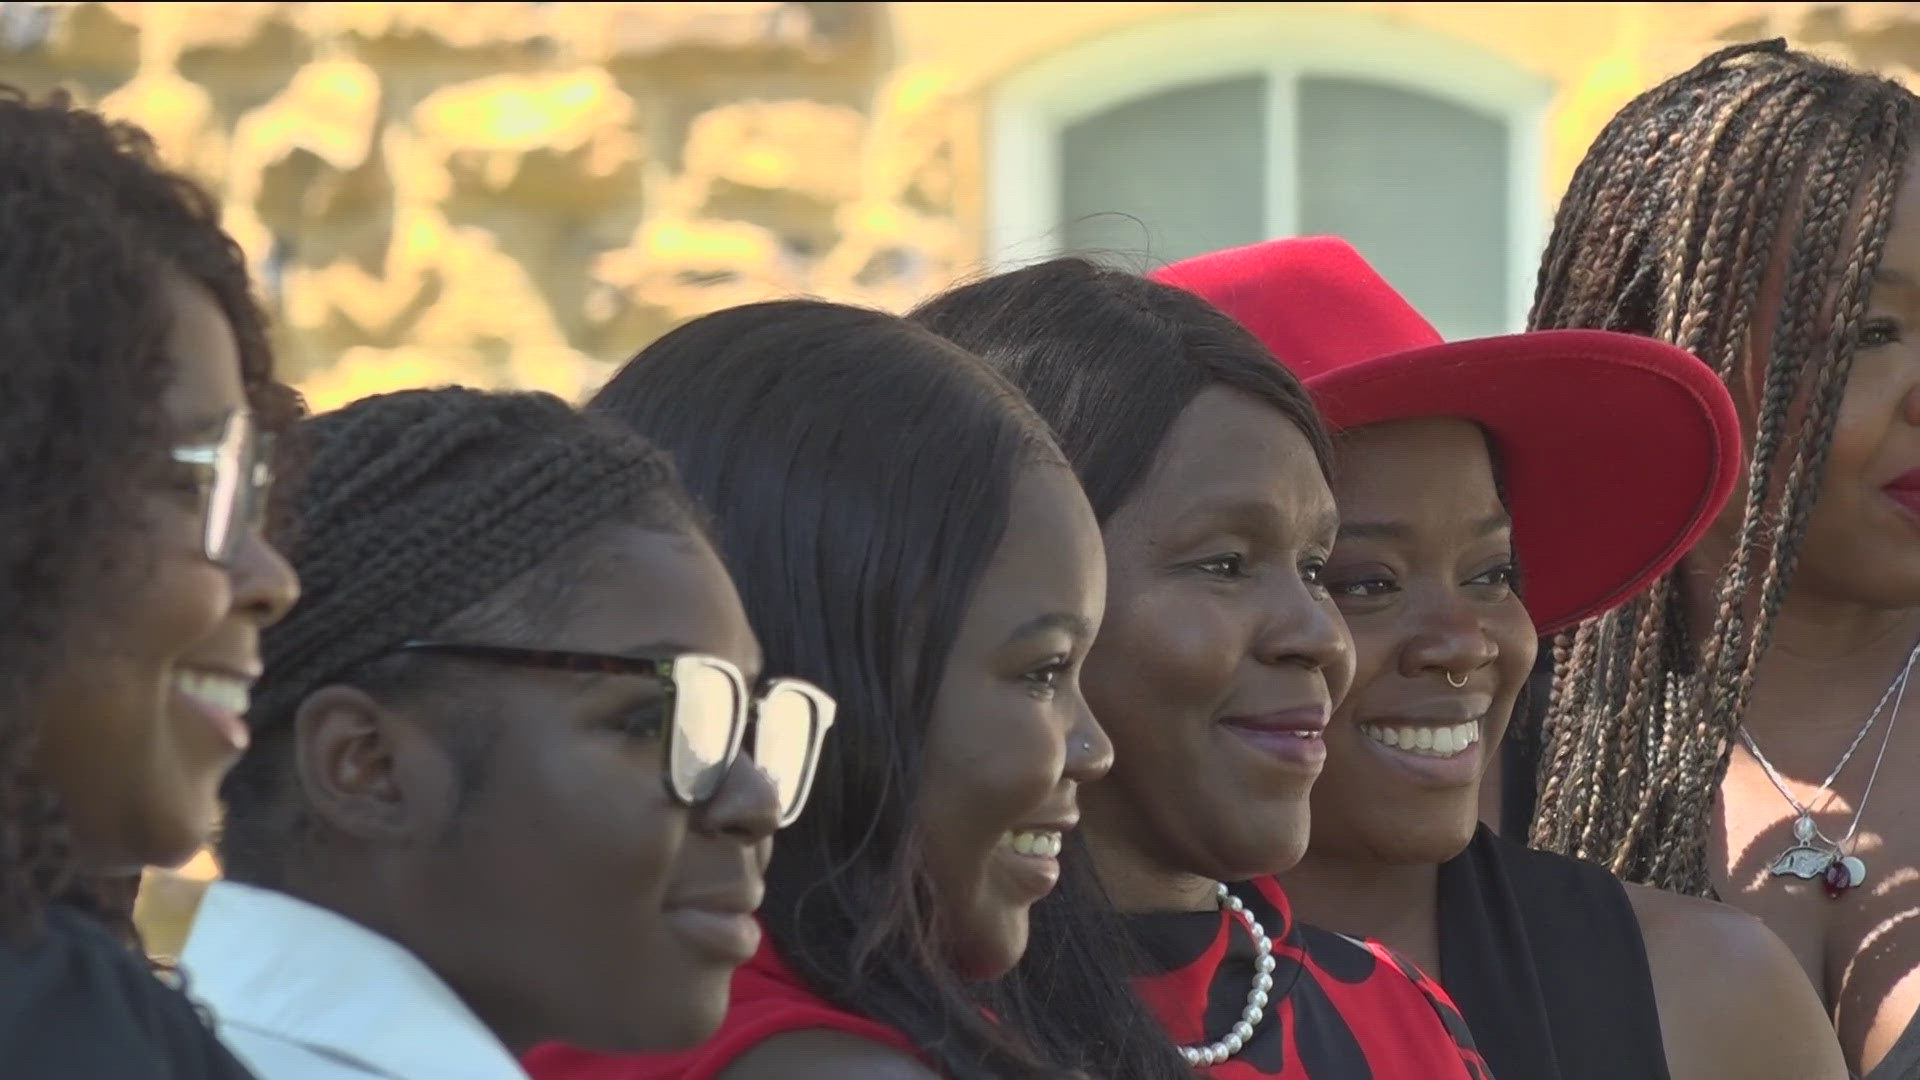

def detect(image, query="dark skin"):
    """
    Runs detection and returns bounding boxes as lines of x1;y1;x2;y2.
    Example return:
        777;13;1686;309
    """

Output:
1713;147;1920;1075
723;464;1112;1080
31;273;299;874
1291;417;1844;1080
1079;385;1352;915
283;525;783;1054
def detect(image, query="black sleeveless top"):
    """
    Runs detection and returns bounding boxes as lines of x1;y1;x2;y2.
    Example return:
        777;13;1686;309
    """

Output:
0;903;255;1079
1437;826;1670;1080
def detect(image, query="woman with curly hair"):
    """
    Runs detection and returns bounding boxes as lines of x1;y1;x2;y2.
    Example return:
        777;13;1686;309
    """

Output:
0;87;299;1076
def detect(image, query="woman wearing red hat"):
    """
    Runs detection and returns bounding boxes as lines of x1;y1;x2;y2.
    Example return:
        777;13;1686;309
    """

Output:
1526;40;1920;1080
1153;235;1844;1080
915;261;1492;1079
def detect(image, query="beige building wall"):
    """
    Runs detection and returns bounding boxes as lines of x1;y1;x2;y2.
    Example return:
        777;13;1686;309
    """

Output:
2;0;1916;948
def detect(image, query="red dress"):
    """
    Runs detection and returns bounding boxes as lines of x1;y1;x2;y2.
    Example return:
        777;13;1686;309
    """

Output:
526;879;1492;1080
1130;876;1492;1078
522;939;922;1080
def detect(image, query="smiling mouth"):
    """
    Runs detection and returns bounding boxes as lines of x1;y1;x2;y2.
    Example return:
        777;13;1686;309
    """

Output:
174;668;253;715
1003;828;1064;858
1358;720;1482;759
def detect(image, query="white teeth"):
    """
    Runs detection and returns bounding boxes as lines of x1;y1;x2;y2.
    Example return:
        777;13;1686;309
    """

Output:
1006;829;1063;858
1358;721;1480;759
174;670;252;715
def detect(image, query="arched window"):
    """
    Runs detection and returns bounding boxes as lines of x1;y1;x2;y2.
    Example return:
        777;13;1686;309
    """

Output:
988;10;1550;339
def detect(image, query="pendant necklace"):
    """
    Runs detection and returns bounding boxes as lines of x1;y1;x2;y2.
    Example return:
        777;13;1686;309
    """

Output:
1740;636;1919;898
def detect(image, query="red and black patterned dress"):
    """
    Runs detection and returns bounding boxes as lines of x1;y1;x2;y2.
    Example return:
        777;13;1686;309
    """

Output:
1130;876;1494;1079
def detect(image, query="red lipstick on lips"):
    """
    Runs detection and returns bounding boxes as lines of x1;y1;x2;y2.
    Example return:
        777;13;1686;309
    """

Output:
1884;469;1920;523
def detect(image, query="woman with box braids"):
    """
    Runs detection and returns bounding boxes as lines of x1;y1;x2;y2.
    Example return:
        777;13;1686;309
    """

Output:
1528;39;1920;1076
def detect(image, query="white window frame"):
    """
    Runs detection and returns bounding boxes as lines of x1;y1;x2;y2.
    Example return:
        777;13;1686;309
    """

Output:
987;8;1553;332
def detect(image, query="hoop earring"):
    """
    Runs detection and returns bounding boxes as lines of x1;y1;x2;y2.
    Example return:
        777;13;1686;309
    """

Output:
1445;671;1469;689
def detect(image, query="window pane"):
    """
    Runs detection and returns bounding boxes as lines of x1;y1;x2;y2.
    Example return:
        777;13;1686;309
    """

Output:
1060;76;1266;265
1296;76;1510;339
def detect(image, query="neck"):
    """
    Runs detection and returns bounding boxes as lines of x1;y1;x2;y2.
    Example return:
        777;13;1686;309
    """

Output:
1281;847;1443;975
1679;550;1920;734
1082;791;1228;907
1764;589;1917;663
282;858;530;1051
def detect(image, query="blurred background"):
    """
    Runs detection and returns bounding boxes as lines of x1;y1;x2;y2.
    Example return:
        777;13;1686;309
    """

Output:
4;0;1916;951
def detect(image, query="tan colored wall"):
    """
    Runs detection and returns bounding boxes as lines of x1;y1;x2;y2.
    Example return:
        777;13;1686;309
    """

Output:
4;0;1916;952
6;3;1917;414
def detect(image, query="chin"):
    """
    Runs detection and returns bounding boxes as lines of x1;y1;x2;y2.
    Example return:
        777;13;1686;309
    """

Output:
952;908;1028;982
583;991;726;1054
1233;800;1313;878
132;792;221;871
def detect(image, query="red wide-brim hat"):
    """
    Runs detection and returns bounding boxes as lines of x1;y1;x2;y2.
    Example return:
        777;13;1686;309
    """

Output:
1152;237;1741;636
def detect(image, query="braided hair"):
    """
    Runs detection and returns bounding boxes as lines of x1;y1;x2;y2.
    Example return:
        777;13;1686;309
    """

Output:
217;387;702;885
0;86;294;943
1527;39;1916;894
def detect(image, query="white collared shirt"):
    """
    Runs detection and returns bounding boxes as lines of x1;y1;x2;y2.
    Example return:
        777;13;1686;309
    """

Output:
180;880;530;1080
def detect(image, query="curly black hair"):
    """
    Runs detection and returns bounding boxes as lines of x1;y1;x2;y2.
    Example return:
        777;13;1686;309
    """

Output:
0;85;298;943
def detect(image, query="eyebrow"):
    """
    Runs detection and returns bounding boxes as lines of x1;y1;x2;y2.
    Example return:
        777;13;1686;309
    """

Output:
1004;612;1094;644
1875;268;1919;293
1338;510;1512;542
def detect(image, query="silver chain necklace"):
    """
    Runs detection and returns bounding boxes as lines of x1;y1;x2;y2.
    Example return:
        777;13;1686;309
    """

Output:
1740;636;1920;897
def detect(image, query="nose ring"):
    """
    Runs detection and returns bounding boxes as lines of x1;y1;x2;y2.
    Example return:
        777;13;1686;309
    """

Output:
1445;671;1468;689
1078;736;1094;754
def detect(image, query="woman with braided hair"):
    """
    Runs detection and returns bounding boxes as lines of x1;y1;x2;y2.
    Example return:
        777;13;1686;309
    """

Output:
0;88;300;1076
528;300;1121;1080
186;387;808;1079
1524;38;1920;1078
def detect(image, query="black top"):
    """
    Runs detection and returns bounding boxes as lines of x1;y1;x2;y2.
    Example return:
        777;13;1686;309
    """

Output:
1437;826;1670;1080
0;903;255;1079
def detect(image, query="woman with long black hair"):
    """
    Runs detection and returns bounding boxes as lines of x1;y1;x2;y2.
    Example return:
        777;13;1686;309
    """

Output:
0;87;299;1076
526;300;1157;1079
914;260;1490;1079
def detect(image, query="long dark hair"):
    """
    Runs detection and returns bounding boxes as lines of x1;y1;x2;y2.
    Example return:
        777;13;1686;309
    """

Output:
0;87;297;943
911;257;1333;1080
591;299;1089;1079
1527;39;1916;894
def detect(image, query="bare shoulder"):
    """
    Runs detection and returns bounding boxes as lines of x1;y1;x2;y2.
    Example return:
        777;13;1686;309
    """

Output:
717;1030;940;1080
1621;884;1845;1080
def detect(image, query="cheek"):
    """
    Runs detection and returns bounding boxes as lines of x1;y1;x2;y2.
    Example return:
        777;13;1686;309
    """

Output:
1084;584;1242;742
1487;607;1539;747
919;681;1064;830
482;740;687;900
1331;614;1395;717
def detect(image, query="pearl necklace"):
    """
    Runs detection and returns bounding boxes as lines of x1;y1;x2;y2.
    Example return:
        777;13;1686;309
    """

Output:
1179;883;1275;1067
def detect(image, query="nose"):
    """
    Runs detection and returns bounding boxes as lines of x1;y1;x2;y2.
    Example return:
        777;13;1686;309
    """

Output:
1398;591;1498;684
1062;688;1114;784
694;756;781;844
229;531;300;627
1253;577;1356;698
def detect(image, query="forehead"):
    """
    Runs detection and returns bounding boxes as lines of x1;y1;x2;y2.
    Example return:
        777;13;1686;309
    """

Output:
963;464;1104;629
1873;150;1920;292
545;526;761;677
1126;384;1332;526
157;272;245;430
1333;417;1501;523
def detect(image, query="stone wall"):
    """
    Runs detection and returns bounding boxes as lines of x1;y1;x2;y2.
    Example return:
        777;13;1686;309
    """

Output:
0;1;966;410
7;0;1919;955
